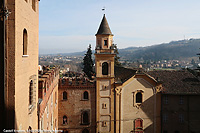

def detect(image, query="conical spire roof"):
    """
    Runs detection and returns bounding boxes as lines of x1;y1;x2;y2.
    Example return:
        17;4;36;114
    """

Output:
96;14;113;35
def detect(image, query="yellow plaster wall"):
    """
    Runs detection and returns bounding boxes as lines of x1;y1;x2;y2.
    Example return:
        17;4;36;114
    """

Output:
14;0;39;130
120;77;156;133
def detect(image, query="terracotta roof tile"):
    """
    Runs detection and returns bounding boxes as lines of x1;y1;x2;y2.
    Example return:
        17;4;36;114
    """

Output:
147;70;200;94
114;66;137;83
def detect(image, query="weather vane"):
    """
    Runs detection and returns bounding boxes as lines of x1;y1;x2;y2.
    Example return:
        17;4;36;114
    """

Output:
102;6;106;13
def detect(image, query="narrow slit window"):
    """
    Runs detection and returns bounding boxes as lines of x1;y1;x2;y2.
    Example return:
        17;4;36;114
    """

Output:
63;91;67;100
29;80;33;105
23;29;28;55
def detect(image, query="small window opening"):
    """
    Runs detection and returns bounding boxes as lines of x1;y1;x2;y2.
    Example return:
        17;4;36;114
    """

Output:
82;111;89;124
23;29;28;55
63;91;67;100
83;91;89;100
104;40;108;46
102;62;108;75
102;103;107;109
28;126;32;133
63;115;67;124
102;121;107;127
29;80;33;105
136;92;142;103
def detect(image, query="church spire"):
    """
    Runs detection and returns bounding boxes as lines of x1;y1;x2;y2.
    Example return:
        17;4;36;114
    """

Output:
96;14;113;35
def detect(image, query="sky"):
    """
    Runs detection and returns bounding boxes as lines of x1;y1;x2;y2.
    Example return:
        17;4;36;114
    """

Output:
39;0;200;54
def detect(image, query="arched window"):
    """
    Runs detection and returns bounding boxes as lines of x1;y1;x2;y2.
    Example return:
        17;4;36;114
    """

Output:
23;29;28;55
82;129;89;133
102;62;108;75
82;111;89;124
29;80;33;105
136;92;142;103
28;126;32;133
83;91;89;100
134;118;143;132
63;115;67;124
63;91;67;100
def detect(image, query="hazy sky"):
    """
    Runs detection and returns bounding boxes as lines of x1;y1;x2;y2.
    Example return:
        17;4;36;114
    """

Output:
39;0;200;54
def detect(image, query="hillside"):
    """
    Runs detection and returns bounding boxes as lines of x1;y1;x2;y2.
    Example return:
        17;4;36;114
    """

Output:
45;38;200;62
119;38;200;61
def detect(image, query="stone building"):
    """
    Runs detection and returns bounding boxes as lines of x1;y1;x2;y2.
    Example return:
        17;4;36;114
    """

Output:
94;15;161;133
2;0;40;130
58;76;96;133
148;70;200;133
38;66;60;131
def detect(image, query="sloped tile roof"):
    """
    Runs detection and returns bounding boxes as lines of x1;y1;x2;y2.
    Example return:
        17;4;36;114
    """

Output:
114;66;137;83
96;14;113;35
147;70;200;94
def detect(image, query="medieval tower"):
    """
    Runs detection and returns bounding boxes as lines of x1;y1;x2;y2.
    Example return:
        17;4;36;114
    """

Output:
95;14;116;133
2;0;40;130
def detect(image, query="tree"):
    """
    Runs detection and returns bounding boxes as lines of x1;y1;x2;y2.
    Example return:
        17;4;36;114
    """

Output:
113;44;121;66
83;44;94;79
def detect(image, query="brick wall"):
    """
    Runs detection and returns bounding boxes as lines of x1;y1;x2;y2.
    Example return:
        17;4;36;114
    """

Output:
38;66;59;131
58;78;96;133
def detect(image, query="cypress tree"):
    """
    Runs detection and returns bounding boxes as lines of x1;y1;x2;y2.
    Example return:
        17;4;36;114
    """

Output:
83;44;94;79
113;44;121;66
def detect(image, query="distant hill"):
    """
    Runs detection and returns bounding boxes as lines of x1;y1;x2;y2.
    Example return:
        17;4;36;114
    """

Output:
119;38;200;61
43;38;200;62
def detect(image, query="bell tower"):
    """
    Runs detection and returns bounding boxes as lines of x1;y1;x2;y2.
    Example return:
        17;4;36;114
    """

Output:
95;14;115;133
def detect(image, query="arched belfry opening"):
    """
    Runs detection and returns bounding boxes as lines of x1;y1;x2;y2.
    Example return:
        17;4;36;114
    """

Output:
102;62;108;75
